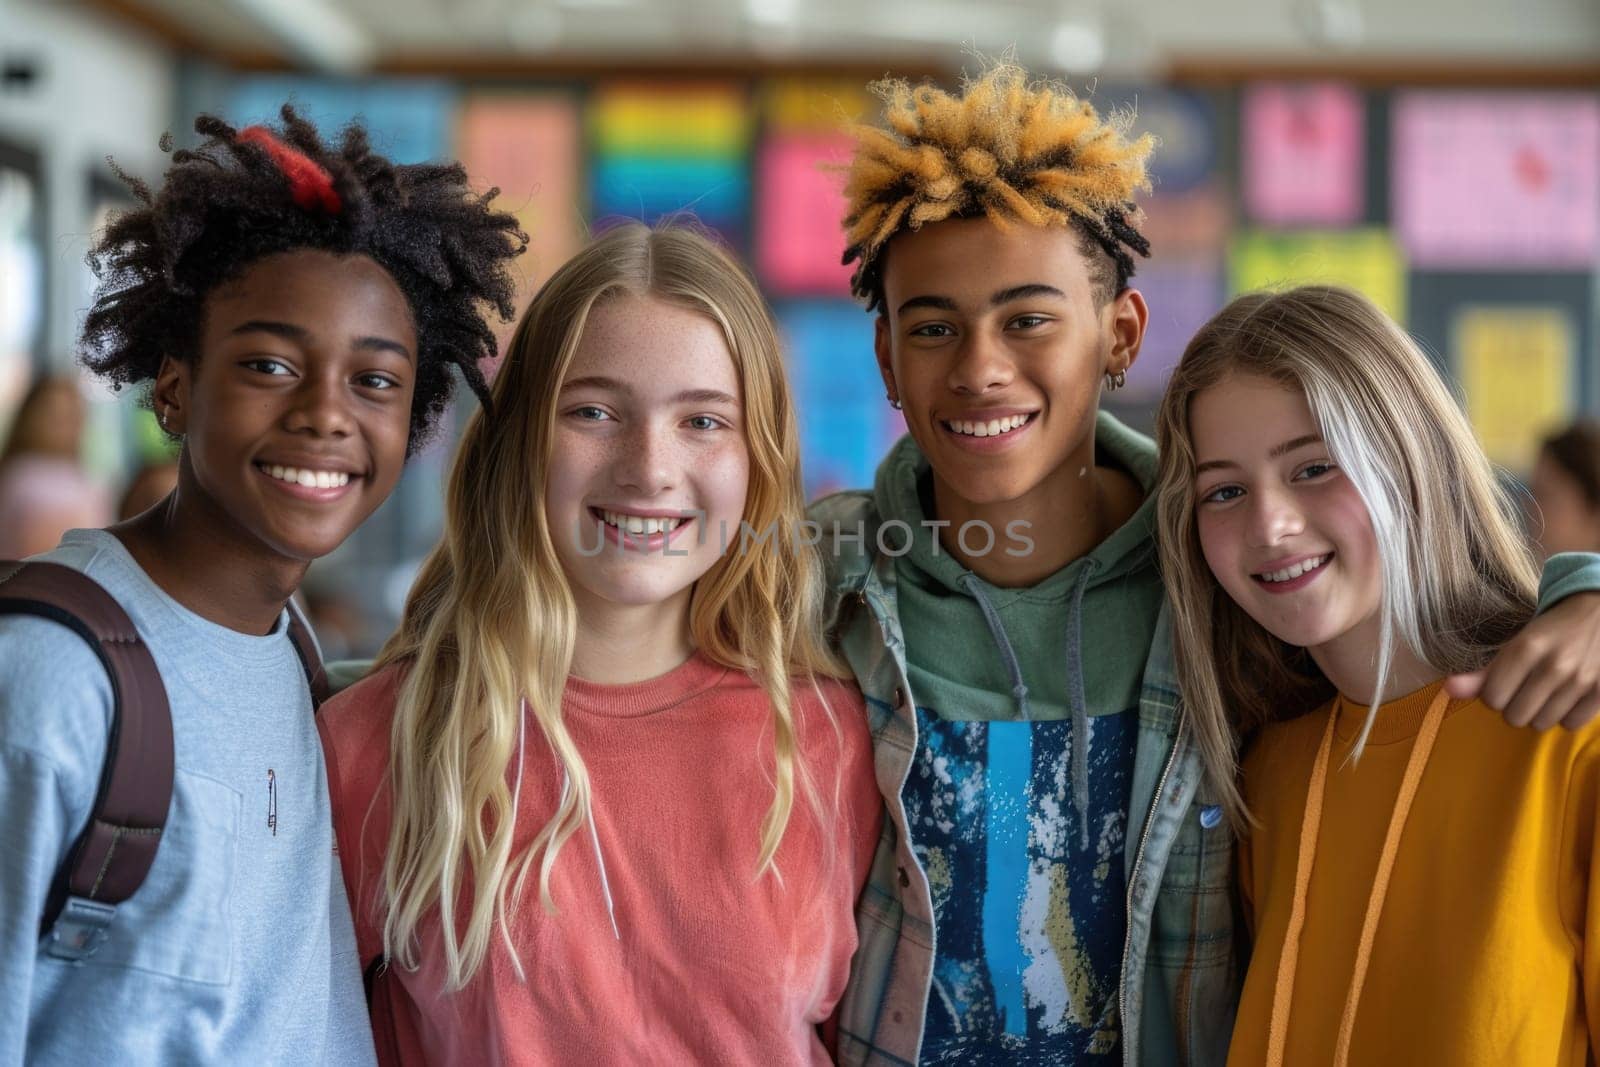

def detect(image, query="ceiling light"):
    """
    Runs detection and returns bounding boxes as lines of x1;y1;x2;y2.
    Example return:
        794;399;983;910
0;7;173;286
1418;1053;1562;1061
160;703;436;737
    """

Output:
1050;20;1105;72
228;0;376;72
747;0;800;26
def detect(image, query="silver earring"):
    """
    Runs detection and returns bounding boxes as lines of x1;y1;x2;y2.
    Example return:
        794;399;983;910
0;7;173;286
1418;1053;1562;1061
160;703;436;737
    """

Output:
1104;370;1127;391
157;405;169;430
888;395;903;410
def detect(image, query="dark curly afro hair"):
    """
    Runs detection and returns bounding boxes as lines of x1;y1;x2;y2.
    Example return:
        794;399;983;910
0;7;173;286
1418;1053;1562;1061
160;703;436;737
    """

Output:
81;105;528;454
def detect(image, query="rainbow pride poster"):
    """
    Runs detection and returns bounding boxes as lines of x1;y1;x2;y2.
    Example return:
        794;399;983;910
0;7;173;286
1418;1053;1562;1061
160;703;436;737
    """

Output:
588;84;751;245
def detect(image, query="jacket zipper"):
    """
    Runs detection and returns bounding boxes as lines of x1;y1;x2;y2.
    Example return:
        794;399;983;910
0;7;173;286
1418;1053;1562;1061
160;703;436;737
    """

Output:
1118;718;1187;1056
858;579;940;1063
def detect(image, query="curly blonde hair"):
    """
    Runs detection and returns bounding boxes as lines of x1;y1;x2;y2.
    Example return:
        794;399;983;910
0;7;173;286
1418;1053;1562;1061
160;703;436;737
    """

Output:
841;64;1156;311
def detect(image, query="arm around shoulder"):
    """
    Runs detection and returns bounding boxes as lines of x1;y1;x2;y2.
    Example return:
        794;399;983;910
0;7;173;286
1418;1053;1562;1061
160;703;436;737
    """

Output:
1539;552;1600;608
1443;553;1600;730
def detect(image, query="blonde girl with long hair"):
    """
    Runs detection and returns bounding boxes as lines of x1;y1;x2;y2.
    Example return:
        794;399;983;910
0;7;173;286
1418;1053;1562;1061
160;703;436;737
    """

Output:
1154;285;1600;1066
318;222;881;1065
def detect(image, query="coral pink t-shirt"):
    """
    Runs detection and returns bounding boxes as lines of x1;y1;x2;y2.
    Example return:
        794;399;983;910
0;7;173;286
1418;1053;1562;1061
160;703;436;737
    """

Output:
319;653;881;1066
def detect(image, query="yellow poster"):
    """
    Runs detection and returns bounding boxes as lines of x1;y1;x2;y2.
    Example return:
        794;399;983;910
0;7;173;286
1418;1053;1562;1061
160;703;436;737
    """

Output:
590;85;749;156
1229;229;1406;322
1454;306;1576;472
762;78;873;132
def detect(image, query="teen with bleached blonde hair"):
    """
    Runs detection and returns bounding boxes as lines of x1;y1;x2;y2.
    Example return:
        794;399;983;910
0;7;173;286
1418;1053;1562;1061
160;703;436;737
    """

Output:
318;222;880;1064
1155;285;1600;1066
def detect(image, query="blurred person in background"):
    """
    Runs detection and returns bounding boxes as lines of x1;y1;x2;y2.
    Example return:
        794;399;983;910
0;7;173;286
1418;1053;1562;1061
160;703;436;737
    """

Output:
115;459;179;521
0;374;110;557
1530;419;1600;559
1;374;89;465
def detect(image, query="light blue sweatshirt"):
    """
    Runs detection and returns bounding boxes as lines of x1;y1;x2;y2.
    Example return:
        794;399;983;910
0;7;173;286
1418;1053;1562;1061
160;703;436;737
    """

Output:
0;529;376;1065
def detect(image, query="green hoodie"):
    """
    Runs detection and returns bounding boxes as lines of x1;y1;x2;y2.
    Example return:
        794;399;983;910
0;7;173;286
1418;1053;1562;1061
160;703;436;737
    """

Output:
883;412;1164;728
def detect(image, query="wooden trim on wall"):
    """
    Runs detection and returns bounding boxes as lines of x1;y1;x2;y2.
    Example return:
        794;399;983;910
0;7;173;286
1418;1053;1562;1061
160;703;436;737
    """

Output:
1166;55;1600;88
373;54;958;82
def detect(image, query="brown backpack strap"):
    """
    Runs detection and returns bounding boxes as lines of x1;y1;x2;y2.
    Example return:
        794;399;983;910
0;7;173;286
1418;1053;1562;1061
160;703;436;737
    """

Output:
284;598;328;710
0;560;175;961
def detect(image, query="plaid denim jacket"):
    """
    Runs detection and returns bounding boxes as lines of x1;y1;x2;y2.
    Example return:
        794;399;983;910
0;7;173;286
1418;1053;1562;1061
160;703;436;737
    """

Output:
810;491;1241;1067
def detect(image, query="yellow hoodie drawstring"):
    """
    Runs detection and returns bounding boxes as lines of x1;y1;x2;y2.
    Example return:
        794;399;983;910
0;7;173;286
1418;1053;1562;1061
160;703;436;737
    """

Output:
1265;686;1452;1067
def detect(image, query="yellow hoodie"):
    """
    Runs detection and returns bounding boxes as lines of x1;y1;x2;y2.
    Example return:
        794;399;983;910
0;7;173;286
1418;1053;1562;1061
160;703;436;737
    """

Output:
1230;679;1600;1067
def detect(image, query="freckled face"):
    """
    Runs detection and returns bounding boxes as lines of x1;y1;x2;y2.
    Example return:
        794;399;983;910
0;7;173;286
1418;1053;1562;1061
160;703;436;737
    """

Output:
1191;373;1382;654
543;294;750;615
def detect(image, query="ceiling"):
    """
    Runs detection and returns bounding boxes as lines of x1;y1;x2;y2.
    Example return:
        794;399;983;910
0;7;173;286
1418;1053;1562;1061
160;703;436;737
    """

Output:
63;0;1600;77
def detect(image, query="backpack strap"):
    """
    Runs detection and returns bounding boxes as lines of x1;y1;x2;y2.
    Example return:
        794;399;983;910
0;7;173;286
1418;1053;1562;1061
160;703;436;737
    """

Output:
284;598;329;710
0;560;174;962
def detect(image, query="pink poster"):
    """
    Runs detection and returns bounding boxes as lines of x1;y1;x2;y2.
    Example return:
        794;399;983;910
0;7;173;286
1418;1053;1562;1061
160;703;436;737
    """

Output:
1243;83;1365;225
457;94;583;364
1393;92;1600;268
755;133;855;297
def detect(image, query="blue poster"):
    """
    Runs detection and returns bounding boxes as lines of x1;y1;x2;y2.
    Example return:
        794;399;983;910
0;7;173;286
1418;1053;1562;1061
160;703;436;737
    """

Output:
226;77;456;164
776;300;892;498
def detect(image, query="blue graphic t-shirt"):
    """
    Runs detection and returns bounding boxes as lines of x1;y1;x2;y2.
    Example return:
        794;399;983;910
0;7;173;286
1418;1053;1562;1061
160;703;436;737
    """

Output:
904;706;1136;1063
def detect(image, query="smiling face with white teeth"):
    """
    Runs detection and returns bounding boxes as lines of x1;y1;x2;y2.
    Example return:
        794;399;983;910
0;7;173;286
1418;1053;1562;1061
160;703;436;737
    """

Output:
153;250;416;564
872;218;1149;583
876;219;1139;508
544;293;749;620
1190;372;1384;658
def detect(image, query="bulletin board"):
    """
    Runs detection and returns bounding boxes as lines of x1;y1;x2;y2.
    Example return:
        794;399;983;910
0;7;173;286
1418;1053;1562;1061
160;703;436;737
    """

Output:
206;73;1600;495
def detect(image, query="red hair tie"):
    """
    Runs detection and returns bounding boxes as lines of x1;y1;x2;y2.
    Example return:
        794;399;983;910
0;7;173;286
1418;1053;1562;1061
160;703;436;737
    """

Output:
237;126;343;215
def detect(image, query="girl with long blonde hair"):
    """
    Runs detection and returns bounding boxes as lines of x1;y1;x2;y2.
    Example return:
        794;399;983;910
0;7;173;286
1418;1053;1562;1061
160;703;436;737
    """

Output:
1153;284;1600;1066
318;222;881;1064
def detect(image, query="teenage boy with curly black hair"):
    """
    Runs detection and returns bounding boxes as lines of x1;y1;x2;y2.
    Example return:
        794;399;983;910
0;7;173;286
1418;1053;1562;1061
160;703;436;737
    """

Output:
0;107;524;1062
816;64;1600;1066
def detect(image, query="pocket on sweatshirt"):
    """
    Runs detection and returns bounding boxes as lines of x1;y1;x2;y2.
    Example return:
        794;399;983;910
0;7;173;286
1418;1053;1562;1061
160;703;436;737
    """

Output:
79;769;241;985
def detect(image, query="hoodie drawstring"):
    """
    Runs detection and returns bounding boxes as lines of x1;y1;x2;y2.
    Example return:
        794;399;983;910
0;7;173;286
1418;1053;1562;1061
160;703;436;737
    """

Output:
522;699;621;941
959;566;1096;851
1265;686;1451;1067
960;572;1031;721
1063;563;1096;852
